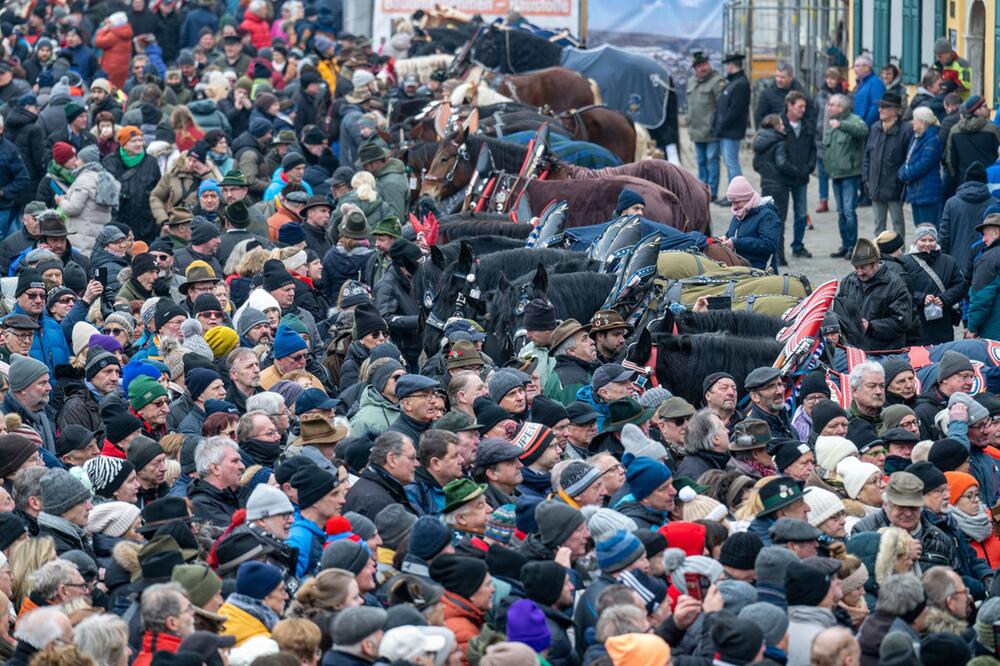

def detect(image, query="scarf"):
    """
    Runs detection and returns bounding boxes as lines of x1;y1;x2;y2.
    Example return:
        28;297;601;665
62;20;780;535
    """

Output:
226;593;280;631
240;438;281;467
949;504;994;542
119;147;145;169
731;191;762;220
47;161;76;185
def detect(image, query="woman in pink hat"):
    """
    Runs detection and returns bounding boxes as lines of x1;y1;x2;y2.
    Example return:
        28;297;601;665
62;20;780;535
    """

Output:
721;175;781;270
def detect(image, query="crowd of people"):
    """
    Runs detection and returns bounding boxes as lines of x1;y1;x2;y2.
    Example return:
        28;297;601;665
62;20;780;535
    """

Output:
1;3;1000;666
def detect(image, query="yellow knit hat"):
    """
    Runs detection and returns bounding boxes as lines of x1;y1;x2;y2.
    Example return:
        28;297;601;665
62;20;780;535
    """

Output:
204;326;239;359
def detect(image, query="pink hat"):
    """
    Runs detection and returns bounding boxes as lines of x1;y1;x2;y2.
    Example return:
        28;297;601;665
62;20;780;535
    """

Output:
726;176;757;202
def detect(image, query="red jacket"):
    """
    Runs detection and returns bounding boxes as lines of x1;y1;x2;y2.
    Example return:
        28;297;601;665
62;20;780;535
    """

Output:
239;12;271;51
442;592;484;666
133;631;182;666
94;23;133;89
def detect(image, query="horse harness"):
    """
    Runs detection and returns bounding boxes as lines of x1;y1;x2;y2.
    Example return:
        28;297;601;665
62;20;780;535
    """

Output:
423;259;483;331
422;139;472;186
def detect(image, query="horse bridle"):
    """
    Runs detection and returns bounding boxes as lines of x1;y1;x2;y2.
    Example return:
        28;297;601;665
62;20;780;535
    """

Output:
423;260;483;331
422;140;471;186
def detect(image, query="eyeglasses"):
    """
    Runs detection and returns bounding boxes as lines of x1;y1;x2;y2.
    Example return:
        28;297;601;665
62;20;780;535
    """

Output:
288;352;307;363
198;310;224;320
256;427;280;438
960;490;980;502
5;331;32;342
56;296;76;305
667;417;689;426
105;327;126;336
23;291;45;301
369;330;388;340
150;398;170;407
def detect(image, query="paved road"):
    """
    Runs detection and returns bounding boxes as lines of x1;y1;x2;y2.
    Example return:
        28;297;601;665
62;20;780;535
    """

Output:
681;129;914;286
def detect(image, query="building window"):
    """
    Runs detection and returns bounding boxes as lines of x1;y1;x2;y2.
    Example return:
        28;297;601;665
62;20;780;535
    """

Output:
854;0;865;57
873;0;890;66
902;0;921;83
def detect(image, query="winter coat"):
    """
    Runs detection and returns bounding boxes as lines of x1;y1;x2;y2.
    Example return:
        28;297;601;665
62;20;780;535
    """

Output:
940;180;996;269
781;115;817;185
239;12;271;50
906;88;948;121
544;355;595;406
901;250;963;344
754;79;817;130
371;158;410;220
102;149;161;242
4;107;45;186
0;137;30;210
188;99;232;135
406;466;446;516
174;245;223;278
338;341;370;391
753;128;799;187
786;606;838;666
851;509;958;572
10;303;69;373
262;168;313;204
219;596;274;646
58;382;102;433
374;264;421;361
61;44;98;83
330;190;387;237
44;125;97;167
835;263;913;350
233;132;269;196
94;23;133;89
823;111;868;179
675;449;730;481
59;164;118;254
863;119;913;201
187;479;241;528
179;6;219;49
338;104;365;166
387;412;431;448
342;464;420;520
725;200;781;270
615;498;669;530
323;244;374;303
857;611;919;666
152;6;183;62
948;115;1000;180
927;509;992;598
90;247;129;293
349;385;401;437
853;72;886;126
968;237;1000;340
898;125;944;204
814;83;847;158
37;512;94;558
713;70;751;140
150;155;222;224
686;70;725;143
287;514;325;578
442;591;485;665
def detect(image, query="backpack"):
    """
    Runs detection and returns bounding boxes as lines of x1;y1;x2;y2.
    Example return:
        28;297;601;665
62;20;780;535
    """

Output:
94;169;122;209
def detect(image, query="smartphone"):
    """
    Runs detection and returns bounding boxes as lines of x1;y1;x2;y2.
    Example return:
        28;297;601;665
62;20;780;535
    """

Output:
94;267;108;286
706;295;732;311
684;572;708;601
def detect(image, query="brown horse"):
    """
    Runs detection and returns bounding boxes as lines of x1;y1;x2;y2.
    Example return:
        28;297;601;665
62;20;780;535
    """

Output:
492;67;598;113
557;161;711;233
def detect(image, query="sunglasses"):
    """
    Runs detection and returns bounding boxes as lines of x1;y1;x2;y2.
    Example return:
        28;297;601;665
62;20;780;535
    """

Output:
198;310;224;320
23;291;45;301
151;253;170;262
105;327;126;336
56;296;76;305
289;352;308;363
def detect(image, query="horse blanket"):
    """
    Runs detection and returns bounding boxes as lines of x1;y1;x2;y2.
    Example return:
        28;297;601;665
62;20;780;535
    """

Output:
503;131;623;168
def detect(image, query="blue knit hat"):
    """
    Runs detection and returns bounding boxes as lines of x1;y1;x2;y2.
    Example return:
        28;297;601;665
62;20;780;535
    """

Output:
198;179;222;198
615;188;646;215
596;529;646;572
485;504;516;544
249;117;272;138
409;516;452;560
625;455;673;502
278;221;306;245
185;368;221;402
122;361;162;393
273;324;307;359
235;561;283;600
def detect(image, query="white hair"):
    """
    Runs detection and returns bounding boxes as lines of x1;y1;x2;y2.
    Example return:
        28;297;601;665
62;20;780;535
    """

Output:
75;614;129;666
912;106;939;126
830;94;851;111
848;361;885;391
855;54;873;68
14;607;69;649
195;436;239;476
247;391;285;416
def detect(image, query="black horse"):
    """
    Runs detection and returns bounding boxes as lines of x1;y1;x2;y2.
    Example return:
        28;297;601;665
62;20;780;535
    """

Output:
625;328;783;405
484;264;617;363
418;242;597;355
653;309;787;338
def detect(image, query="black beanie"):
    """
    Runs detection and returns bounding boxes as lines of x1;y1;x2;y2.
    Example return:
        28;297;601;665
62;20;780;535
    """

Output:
530;395;569;428
281;151;306;171
921;633;972;666
389;238;421;274
131;252;157;279
154;299;187;332
523;298;557;331
882;357;914;388
784;561;831;606
429;554;488;600
702;372;735;398
772;440;811;471
15;270;45;298
485;544;527;581
262;259;295;291
291;465;337;509
0;513;27;551
521;561;566;607
928;438;970;472
102;403;143;444
711;612;765;666
906;461;948;493
810;399;848;435
797;370;829;400
353;302;387;340
535;500;584;550
275;456;317;486
635;528;668;559
718;531;764;571
966;161;988;183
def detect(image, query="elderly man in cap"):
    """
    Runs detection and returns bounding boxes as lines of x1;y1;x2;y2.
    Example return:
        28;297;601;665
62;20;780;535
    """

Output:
386;374;442;443
577;362;636;432
3;353;56;453
474;438;524;509
864;92;912;240
407;430;466;516
852;471;959;572
745;366;794;439
0;314;39;366
9;270;71;374
517;298;559;389
967;213;1000;340
364;215;402;287
914;350;975;437
344;431;421;519
217;199;270;267
267;190;308;243
543;319;597;406
327;606;387;664
652;396;696;465
834;238;913;350
748;476;810;545
687;51;726;201
434;409;482;473
589;310;631;364
703;371;741;433
442;478;491;549
161;207;194;250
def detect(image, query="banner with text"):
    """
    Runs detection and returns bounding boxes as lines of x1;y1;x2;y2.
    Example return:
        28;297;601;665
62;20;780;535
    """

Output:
372;0;581;44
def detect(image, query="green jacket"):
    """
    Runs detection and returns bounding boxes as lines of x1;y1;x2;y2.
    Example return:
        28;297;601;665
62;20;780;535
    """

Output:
517;341;555;389
686;69;726;143
349;385;401;437
822;111;868;179
543;355;595;407
372;158;410;220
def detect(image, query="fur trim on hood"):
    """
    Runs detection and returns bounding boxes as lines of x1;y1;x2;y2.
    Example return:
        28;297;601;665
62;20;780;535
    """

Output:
113;540;142;575
874;526;915;585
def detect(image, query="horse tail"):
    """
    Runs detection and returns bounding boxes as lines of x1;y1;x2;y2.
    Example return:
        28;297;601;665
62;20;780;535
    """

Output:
633;123;655;162
588;77;603;105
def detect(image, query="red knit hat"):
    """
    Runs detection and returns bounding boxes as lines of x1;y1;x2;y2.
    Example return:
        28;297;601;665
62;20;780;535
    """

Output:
52;141;76;166
657;521;706;557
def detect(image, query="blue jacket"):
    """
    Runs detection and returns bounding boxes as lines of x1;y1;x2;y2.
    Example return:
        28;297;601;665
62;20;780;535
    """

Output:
853;72;886;126
0;138;30;209
11;304;69;374
899;126;944;204
405;467;445;516
61;44;97;83
968;239;1000;342
941;181;996;270
179;7;219;49
263;169;314;203
725;200;781;270
287;515;325;578
143;43;167;80
575;385;611;432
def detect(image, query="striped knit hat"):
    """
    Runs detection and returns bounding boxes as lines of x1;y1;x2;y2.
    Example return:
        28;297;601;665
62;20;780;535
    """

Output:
596;529;646;573
485;504;516;544
512;422;555;466
84;456;135;499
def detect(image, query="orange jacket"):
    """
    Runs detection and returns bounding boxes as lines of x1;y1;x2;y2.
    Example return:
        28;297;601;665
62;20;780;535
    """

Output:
132;631;182;666
267;204;300;242
972;533;1000;569
442;591;484;666
94;23;134;89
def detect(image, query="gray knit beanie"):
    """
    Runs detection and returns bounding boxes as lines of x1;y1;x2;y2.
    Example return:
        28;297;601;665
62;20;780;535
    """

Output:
236;308;269;338
489;370;524;404
739;602;789;647
41;468;92;516
375;503;417;550
8;353;50;392
371;359;404;393
754;546;800;587
534;500;584;549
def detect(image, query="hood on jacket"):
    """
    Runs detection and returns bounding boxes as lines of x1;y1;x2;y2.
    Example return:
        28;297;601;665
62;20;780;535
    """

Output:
188;99;218;115
753;128;786;152
956;180;994;203
372;158;406;177
5;107;38;130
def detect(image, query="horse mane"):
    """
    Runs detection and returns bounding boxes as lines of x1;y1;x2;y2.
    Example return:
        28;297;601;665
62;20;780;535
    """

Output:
464;134;530;174
437;217;533;243
400;142;439;172
654;334;783;404
471;247;592;288
474;26;564;73
667;310;786;338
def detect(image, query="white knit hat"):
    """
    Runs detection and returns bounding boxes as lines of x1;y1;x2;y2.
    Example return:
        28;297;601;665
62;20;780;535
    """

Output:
836;457;881;499
71;321;100;356
815;436;858;472
803;487;846;526
621;423;668;461
246;484;295;521
682;494;728;522
582;506;638;542
87;501;141;537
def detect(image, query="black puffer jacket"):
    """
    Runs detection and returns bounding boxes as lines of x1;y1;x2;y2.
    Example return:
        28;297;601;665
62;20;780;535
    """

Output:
863;119;913;202
713;70;751;140
752;128;798;188
4;107;45;185
102;149;161;242
374;265;421;365
901;250;964;345
58;381;102;433
948;115;1000;180
835;264;913;350
188;479;241;529
342;464;419;520
781;113;817;185
338;340;370;391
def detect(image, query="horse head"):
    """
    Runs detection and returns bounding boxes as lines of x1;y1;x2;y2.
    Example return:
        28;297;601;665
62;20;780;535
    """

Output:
484;263;550;364
419;108;480;201
421;241;488;355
